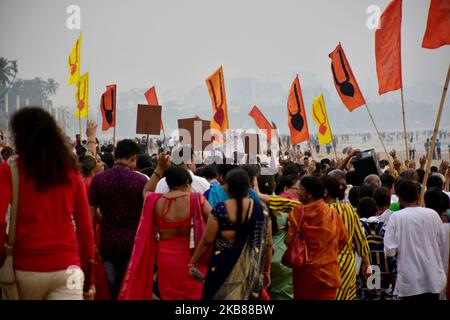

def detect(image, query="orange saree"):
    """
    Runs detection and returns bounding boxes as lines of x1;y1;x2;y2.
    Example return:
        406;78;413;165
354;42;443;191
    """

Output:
288;199;348;300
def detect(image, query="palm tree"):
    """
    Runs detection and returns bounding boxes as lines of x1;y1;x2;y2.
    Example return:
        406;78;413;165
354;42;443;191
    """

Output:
0;57;18;96
45;78;59;97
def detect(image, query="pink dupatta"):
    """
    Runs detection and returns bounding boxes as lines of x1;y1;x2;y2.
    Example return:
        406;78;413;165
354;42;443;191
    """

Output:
118;193;162;300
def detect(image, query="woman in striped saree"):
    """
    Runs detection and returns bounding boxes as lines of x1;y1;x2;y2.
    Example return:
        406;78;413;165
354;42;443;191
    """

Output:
322;175;371;300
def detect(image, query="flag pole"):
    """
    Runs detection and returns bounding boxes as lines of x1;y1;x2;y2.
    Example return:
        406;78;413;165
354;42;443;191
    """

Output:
420;64;450;206
364;103;391;165
146;134;150;154
400;88;409;161
112;126;116;148
78;113;82;142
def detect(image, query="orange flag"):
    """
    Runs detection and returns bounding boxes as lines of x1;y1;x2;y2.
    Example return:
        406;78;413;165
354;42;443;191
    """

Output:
287;75;309;145
248;106;273;142
206;66;229;132
422;0;450;49
329;43;366;112
376;0;403;95
100;84;117;131
144;86;164;130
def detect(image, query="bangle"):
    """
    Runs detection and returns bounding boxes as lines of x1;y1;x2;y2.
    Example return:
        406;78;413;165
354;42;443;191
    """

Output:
87;141;96;145
153;171;162;178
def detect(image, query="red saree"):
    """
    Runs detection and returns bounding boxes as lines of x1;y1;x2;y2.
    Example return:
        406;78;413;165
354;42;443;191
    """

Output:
118;192;207;300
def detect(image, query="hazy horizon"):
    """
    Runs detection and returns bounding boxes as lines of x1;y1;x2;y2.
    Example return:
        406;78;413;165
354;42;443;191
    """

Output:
1;0;449;137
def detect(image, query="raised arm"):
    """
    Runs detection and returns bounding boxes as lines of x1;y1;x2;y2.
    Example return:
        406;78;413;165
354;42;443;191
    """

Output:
85;120;98;158
143;153;171;197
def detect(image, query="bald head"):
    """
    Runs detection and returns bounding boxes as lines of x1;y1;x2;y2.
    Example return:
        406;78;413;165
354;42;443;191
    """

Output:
364;174;381;189
328;169;346;182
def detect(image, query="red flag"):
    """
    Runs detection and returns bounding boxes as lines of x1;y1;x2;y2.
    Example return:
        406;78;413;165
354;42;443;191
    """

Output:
422;0;450;49
144;86;164;130
287;75;309;145
248;106;273;142
329;43;366;112
376;0;403;95
100;84;117;131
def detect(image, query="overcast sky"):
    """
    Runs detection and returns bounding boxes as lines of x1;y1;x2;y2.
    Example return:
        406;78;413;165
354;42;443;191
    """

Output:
1;0;449;118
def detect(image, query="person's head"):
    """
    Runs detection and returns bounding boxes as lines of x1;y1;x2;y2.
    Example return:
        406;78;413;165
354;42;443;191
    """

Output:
374;187;391;212
357;197;378;219
241;164;259;188
10;107;77;190
400;169;419;182
216;161;238;184
201;165;218;182
396;180;421;208
298;175;325;204
114;139;141;169
416;168;425;185
1;146;14;162
226;168;251;227
360;184;375;198
427;174;445;191
257;174;276;195
364;174;381;189
380;173;396;193
275;175;300;198
136;154;153;172
165;166;193;192
328;169;347;199
430;166;438;174
100;152;114;170
80;155;97;178
424;187;449;215
283;162;299;176
324;172;345;200
348;186;361;209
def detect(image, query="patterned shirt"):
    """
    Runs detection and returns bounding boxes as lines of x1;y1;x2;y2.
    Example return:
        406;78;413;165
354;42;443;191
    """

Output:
89;164;148;261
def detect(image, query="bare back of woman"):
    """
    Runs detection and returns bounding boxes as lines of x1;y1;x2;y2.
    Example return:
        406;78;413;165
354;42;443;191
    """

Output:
155;191;191;240
220;197;251;244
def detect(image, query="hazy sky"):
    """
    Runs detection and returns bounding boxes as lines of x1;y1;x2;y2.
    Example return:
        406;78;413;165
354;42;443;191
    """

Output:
1;0;449;117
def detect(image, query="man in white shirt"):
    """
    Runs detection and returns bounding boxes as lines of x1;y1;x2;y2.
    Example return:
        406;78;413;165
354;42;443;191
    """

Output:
155;145;210;194
384;180;447;300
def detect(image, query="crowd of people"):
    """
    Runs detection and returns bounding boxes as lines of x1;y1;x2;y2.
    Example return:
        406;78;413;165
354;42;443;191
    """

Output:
0;107;449;300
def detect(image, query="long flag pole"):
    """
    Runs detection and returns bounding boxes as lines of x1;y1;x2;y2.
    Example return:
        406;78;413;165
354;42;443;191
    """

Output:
420;64;450;206
400;88;409;161
364;103;391;165
78;114;82;142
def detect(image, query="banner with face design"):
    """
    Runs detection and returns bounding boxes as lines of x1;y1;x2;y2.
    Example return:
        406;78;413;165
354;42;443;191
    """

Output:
287;75;309;145
329;43;366;112
100;84;117;131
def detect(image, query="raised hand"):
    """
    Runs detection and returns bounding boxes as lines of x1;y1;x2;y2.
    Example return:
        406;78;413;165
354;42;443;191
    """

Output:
307;161;316;175
419;155;427;168
156;153;171;173
389;149;397;160
86;120;98;140
439;160;449;174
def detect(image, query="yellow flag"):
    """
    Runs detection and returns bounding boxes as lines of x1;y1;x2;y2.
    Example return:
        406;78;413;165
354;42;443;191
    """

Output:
74;73;89;119
311;94;333;145
206;66;229;132
68;33;82;85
